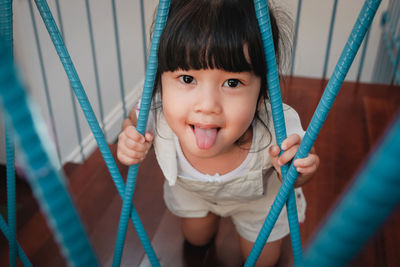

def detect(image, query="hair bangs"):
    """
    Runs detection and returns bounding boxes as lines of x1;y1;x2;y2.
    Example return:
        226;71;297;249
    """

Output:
158;0;256;74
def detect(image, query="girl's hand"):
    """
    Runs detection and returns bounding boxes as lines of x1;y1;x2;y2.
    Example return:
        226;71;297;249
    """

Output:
269;134;319;187
117;108;154;165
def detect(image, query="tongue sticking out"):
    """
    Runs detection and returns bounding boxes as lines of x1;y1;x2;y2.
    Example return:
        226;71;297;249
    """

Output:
194;127;218;149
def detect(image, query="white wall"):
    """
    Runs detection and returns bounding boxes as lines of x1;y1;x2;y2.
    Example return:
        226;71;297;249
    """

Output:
1;0;152;165
0;0;390;164
281;0;389;81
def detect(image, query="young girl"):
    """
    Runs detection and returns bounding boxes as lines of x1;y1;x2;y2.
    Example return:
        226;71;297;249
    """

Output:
118;0;319;266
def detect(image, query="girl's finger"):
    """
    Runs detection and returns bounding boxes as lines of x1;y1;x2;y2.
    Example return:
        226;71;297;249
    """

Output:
119;152;145;165
128;107;138;125
269;145;281;157
124;126;145;143
118;144;147;160
281;134;301;150
123;137;149;151
117;150;140;165
296;164;318;176
293;154;319;168
278;145;299;166
293;154;317;168
145;131;154;142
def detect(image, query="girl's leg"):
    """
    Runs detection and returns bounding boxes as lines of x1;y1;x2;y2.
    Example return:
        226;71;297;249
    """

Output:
181;212;220;246
239;236;282;267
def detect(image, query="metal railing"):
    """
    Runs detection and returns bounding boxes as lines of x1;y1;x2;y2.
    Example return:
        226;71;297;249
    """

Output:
1;0;399;267
1;0;395;166
374;0;400;85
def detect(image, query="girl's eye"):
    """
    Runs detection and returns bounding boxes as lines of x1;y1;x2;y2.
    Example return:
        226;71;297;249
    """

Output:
224;79;241;88
179;75;196;84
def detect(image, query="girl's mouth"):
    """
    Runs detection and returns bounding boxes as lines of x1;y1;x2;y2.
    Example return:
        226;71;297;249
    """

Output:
190;124;220;150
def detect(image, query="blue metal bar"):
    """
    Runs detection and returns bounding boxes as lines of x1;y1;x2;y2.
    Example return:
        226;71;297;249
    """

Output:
0;215;32;267
372;38;384;83
252;0;303;265
380;34;392;83
84;0;106;139
0;1;17;265
382;12;400;48
0;0;12;42
54;0;85;161
356;29;370;83
111;0;127;119
301;113;400;267
245;0;381;265
6;127;16;267
140;0;148;68
382;42;393;83
381;19;400;84
387;0;394;24
322;0;338;80
27;0;63;164
393;55;400;86
392;0;400;38
32;0;159;264
112;1;170;265
0;37;99;267
381;11;400;85
290;0;303;76
374;6;397;83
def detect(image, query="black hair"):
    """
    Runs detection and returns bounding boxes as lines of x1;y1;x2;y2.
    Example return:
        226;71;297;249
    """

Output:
152;0;291;147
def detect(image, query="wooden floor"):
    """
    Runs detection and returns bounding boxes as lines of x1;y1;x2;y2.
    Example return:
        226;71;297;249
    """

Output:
1;76;400;266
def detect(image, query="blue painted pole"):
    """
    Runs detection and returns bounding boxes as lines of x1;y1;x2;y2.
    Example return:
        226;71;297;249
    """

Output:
322;0;339;80
381;11;400;85
0;38;99;267
112;1;170;266
245;0;381;265
84;0;106;139
0;215;32;267
356;29;370;83
381;13;400;85
111;0;127;119
32;0;159;265
140;0;148;68
300;113;400;266
5;125;16;267
291;0;303;76
27;0;63;164
54;0;85;161
253;0;303;265
0;0;17;266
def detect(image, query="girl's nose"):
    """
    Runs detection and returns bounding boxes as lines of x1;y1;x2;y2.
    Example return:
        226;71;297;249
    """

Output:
193;84;222;114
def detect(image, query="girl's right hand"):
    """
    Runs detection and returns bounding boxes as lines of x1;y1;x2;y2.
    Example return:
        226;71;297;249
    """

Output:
117;108;154;165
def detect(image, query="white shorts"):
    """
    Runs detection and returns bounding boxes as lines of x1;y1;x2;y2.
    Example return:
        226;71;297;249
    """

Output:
163;169;306;243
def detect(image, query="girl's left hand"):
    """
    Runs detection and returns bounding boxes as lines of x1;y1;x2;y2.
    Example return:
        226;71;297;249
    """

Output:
269;134;319;187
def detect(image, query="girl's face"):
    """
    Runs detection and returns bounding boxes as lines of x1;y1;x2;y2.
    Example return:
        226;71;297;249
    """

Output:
161;68;261;160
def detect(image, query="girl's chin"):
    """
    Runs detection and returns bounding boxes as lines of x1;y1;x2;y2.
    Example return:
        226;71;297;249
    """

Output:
183;144;219;158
